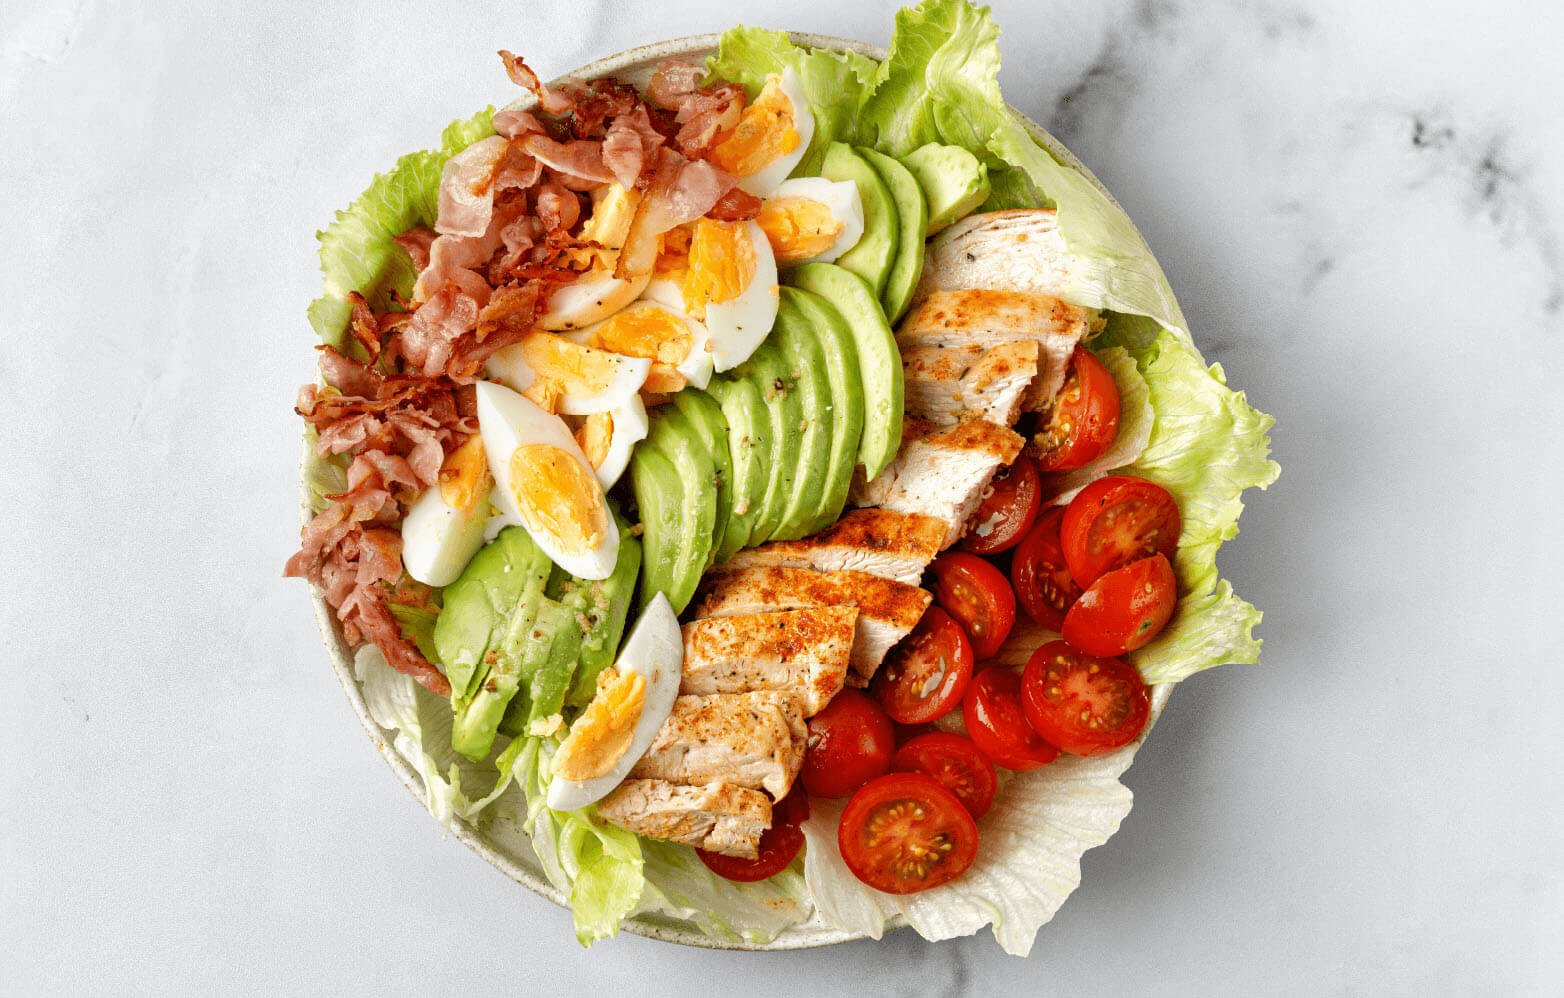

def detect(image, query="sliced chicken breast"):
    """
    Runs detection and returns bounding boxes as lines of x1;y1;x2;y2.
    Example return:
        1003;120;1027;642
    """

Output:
901;340;1039;427
898;289;1086;403
913;208;1076;302
692;566;933;685
597;779;772;859
850;417;1025;549
680;607;857;715
628;691;806;799
714;508;948;586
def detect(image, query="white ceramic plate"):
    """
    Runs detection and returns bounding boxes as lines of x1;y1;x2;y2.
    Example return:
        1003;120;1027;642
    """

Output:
303;32;1173;950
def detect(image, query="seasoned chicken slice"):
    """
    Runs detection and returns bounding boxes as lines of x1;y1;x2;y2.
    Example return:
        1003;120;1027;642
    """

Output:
597;780;772;859
850;418;1025;549
628;691;806;799
680;607;857;715
913;208;1076;303
901;340;1039;427
692;567;933;685
898;289;1086;403
714;508;947;586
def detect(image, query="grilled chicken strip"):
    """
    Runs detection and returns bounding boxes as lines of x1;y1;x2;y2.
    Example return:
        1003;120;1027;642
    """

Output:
597;780;772;859
898;289;1086;404
901;340;1040;427
850;417;1025;549
912;208;1076;303
692;566;932;685
680;607;857;715
628;691;806;799
714;508;947;586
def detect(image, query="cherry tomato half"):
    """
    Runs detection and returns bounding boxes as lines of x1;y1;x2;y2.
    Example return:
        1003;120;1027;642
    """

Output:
698;786;808;882
1021;641;1151;756
961;455;1042;555
931;553;1017;660
1060;475;1182;588
962;667;1060;771
874;607;975;725
838;773;980;894
892;732;998;820
800;688;896;799
1033;346;1121;472
1062;552;1178;656
1011;506;1082;631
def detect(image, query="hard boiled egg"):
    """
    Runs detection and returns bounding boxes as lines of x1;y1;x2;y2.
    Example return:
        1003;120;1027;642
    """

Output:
710;68;815;196
539;184;652;330
400;435;492;587
756;177;864;266
680;218;779;372
572;291;715;390
486;330;650;415
475;381;620;580
546;593;683;812
573;395;649;489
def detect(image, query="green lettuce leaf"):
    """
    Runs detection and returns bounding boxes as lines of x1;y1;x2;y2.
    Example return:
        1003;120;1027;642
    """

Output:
706;28;878;179
306;107;495;347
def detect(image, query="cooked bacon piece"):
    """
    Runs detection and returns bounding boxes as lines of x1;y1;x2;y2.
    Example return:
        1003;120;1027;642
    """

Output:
351;586;451;697
646;61;703;107
498;50;572;115
393;227;436;272
557;75;642;139
493;107;546;140
344;292;383;362
602;106;664;188
533;180;582;232
521;133;615;187
674;83;745;154
436;135;510;238
397;285;481;378
617;147;737;277
707;185;762;222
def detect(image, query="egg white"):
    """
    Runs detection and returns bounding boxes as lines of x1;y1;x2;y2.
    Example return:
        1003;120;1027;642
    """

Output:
538;269;652;331
546;593;684;812
400;480;491;587
474;381;620;580
485;335;651;415
705;219;780;373
764;177;865;265
590;395;649;489
736;68;815;196
627;285;716;389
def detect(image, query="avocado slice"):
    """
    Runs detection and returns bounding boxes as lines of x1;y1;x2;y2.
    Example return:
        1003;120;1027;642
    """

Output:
821;142;899;298
564;509;641;706
784;262;904;482
770;290;835;541
432;525;549;702
708;376;771;561
856;146;929;324
787;287;865;534
670;389;732;568
526;597;586;729
900;143;992;235
741;337;805;545
640;406;717;613
629;443;683;610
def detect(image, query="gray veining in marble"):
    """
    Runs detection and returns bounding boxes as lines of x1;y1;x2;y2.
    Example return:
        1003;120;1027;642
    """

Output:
2;0;1561;994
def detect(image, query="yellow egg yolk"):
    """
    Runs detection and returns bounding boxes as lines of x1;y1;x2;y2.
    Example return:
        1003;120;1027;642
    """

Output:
588;305;693;366
683;218;757;320
517;330;625;402
756;196;845;265
439;434;491;513
552;667;647;782
575;411;614;470
708;74;799;178
653;225;692;285
507;444;608;555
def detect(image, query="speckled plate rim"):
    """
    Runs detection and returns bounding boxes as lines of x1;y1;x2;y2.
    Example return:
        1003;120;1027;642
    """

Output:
303;31;1175;951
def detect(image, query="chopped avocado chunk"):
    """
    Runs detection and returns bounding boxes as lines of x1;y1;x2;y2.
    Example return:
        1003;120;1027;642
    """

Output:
786;287;865;534
821;142;899;297
900;143;991;235
783;262;903;481
856;145;928;323
771;289;835;540
670;389;732;568
708;376;772;561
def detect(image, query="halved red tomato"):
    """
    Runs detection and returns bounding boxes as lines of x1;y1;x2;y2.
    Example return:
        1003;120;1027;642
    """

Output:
874;607;974;725
961;667;1060;771
1011;506;1082;631
1021;641;1151;756
1060;475;1182;588
838;773;980;894
698;787;809;882
961;455;1042;555
1062;552;1178;656
800;688;896;799
892;732;998;819
931;553;1016;659
1033;346;1121;472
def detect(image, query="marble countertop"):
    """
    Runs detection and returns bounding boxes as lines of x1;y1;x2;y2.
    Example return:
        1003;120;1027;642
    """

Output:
4;0;1561;993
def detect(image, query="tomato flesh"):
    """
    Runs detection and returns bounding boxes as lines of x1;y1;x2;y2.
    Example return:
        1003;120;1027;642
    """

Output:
1033;346;1121;473
892;732;998;820
1061;475;1182;588
961;667;1060;771
838;773;980;894
1011;506;1082;631
800;688;895;799
931;553;1017;660
698;787;808;881
1021;641;1150;756
1062;552;1178;656
961;455;1042;555
874;607;974;725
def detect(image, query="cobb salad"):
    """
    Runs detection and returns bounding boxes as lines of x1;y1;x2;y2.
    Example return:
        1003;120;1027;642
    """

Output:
287;0;1277;954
